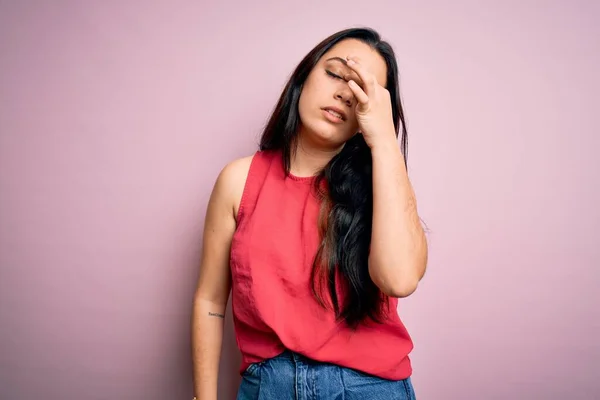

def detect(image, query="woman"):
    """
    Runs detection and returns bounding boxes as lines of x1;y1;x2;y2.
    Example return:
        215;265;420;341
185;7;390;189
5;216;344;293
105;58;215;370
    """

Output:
192;27;427;400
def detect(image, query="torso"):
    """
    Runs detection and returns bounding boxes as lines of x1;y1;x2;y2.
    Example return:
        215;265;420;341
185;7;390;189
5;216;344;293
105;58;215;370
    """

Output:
228;149;414;380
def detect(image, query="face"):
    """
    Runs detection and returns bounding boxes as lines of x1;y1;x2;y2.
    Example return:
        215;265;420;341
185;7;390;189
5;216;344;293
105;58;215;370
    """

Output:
297;39;388;149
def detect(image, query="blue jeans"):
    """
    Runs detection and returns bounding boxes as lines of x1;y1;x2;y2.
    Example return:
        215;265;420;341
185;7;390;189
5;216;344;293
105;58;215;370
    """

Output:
236;351;416;400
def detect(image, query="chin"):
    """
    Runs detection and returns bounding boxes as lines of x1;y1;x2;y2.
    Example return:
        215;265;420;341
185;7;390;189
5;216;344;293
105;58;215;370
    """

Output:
307;120;351;147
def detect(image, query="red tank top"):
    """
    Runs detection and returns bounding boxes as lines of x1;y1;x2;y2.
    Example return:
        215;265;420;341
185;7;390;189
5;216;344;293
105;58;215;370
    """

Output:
230;149;414;380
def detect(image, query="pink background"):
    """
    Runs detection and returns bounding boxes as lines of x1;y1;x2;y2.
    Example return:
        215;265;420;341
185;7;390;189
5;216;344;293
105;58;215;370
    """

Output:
1;1;598;399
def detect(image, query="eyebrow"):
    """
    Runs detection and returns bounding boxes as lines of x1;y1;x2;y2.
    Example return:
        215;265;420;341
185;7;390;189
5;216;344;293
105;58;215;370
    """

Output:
325;57;348;66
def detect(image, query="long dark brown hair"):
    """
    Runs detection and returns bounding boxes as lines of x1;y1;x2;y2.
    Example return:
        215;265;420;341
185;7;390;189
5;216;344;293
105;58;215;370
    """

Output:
259;27;408;328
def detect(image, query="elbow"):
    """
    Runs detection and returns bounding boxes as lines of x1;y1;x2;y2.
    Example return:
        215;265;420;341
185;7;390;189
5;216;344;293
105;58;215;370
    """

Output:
368;258;423;298
381;276;419;298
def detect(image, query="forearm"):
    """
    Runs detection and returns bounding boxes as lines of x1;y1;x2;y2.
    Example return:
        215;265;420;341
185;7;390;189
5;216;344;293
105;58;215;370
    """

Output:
368;140;427;297
192;298;227;400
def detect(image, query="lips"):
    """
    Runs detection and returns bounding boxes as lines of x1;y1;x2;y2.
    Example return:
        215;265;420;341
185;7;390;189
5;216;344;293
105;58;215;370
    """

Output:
322;107;347;121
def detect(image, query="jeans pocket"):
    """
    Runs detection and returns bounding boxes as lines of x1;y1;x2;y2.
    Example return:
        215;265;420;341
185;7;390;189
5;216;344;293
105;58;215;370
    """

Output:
237;363;263;400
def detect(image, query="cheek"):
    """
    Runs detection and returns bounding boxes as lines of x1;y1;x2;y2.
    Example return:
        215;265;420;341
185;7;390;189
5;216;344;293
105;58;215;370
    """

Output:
297;89;310;122
298;81;320;117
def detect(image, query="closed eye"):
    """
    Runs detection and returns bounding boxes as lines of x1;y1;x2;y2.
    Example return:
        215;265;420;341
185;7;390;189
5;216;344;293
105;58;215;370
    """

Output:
325;70;344;80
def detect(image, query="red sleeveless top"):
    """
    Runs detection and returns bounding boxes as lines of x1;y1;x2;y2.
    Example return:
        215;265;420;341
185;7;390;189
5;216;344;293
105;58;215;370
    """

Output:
230;149;414;380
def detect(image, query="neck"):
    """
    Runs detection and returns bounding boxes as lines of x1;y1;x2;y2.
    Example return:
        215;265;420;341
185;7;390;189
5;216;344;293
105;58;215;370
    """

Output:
290;132;341;177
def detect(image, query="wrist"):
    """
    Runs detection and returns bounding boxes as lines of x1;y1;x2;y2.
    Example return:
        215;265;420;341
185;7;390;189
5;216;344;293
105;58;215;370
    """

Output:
368;135;400;155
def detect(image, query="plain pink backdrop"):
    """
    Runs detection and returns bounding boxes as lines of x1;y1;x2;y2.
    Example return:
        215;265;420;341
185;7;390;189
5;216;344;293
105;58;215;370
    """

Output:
1;1;598;399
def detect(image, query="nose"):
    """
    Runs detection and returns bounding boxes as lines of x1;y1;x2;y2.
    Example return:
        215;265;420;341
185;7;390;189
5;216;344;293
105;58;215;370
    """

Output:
334;86;353;107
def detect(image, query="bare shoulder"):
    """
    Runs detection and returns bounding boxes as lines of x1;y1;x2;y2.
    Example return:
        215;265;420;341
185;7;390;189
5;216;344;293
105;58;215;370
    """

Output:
213;154;255;218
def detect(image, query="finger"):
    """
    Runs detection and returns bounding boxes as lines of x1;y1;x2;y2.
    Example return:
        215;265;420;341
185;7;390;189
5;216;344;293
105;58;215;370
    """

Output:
345;57;377;94
347;79;369;106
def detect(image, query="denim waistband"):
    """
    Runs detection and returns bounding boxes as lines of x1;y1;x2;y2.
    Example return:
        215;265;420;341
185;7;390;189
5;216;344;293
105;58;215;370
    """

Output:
237;350;416;400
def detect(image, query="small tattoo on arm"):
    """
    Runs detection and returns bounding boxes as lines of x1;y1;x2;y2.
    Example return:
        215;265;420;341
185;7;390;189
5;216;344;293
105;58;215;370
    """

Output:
208;312;225;318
